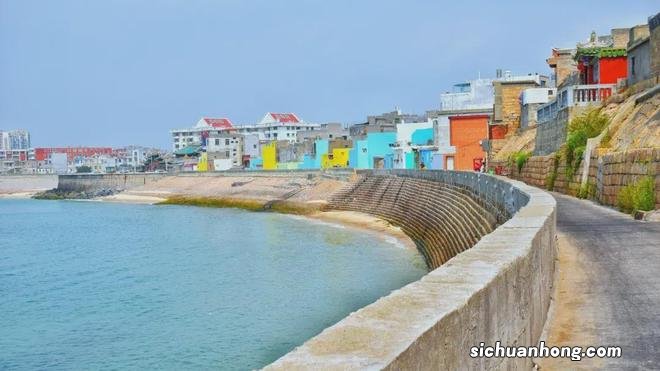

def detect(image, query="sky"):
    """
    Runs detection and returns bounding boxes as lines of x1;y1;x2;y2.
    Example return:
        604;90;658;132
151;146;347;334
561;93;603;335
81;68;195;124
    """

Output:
0;0;657;149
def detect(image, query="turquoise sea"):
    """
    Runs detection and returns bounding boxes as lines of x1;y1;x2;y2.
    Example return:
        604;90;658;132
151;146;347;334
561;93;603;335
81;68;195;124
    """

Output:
0;199;426;370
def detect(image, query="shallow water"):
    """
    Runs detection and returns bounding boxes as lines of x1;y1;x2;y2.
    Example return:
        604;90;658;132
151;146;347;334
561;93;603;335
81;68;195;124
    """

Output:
0;199;426;370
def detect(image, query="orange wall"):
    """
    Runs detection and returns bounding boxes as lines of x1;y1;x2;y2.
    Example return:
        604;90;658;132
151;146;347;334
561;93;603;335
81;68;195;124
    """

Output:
449;115;488;171
598;56;627;84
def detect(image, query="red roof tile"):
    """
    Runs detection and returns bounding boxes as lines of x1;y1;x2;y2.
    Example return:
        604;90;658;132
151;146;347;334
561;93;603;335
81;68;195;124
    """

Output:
204;118;233;129
269;113;300;124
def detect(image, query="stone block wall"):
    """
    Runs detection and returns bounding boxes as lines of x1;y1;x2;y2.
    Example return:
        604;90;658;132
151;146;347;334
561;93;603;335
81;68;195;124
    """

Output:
597;148;660;209
493;148;659;209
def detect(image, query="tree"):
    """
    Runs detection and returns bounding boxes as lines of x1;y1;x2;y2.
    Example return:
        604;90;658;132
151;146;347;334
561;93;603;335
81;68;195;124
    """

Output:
76;165;92;173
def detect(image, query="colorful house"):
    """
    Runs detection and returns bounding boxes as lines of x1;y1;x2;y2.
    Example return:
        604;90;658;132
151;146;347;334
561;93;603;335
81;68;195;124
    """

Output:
448;115;489;171
349;140;369;169
365;132;396;169
575;30;629;85
262;142;277;170
321;148;351;168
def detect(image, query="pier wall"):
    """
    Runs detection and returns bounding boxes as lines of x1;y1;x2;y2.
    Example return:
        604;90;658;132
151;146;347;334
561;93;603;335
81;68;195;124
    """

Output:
266;170;556;370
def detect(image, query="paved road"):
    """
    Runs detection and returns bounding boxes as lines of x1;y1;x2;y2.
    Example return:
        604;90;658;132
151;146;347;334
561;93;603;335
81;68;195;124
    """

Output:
537;193;660;370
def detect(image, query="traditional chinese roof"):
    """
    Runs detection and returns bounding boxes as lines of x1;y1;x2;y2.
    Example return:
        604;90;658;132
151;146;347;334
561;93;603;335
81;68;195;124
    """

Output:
598;48;627;58
269;113;300;124
202;118;233;128
575;47;626;60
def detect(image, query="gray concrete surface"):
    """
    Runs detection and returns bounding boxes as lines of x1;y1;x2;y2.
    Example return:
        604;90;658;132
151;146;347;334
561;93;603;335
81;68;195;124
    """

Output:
538;193;660;370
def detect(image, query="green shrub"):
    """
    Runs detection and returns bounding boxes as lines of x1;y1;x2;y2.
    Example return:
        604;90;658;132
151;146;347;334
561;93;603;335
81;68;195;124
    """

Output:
509;151;532;173
545;173;557;191
545;153;561;191
617;176;656;214
577;181;597;199
564;109;609;179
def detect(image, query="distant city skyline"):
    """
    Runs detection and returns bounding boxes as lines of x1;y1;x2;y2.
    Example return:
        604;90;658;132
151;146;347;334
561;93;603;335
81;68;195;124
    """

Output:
1;0;657;149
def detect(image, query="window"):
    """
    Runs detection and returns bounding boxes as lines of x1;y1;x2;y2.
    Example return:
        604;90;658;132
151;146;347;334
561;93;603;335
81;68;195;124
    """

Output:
631;57;636;75
225;151;230;157
215;139;220;145
225;139;230;145
253;144;257;149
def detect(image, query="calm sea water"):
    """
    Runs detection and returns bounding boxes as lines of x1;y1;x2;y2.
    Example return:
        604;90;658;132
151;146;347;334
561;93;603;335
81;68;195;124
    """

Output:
0;199;426;370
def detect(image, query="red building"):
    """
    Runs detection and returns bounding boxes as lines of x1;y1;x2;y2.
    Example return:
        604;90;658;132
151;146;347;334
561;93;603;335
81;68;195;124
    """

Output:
576;48;627;84
448;114;489;171
34;147;113;161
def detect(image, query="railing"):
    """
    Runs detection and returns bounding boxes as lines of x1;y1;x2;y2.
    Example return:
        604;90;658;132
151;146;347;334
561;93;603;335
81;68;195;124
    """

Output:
537;84;615;123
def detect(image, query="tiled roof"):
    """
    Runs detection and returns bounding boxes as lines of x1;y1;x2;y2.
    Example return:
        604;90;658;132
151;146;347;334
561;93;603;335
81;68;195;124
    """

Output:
270;113;300;123
203;118;233;128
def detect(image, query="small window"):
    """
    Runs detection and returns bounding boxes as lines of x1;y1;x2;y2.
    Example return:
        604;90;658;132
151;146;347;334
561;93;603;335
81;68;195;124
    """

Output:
225;151;230;157
225;139;230;145
631;57;636;75
215;139;220;145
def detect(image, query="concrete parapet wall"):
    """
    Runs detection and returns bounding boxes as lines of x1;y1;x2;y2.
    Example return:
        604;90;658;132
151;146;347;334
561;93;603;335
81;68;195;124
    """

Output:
265;171;556;370
57;173;168;192
57;169;355;192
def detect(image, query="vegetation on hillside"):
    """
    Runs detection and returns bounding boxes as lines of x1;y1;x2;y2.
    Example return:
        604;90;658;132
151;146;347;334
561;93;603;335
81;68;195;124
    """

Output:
564;109;609;178
509;150;532;173
617;177;655;214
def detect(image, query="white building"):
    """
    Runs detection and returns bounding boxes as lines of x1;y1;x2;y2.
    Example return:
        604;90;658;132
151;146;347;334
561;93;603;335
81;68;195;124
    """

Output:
392;120;434;169
170;117;234;151
206;133;244;170
234;112;320;142
520;88;556;129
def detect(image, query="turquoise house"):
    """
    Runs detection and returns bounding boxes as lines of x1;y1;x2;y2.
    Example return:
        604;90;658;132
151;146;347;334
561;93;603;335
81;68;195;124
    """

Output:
411;128;434;146
349;140;369;169
298;139;329;169
366;132;396;169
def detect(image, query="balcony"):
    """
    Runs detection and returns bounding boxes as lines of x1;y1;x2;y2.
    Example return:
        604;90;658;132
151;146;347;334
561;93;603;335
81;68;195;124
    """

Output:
537;84;615;123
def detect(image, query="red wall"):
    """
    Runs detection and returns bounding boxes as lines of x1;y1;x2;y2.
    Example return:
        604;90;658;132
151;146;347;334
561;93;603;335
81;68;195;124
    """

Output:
35;147;113;161
449;115;488;171
489;125;507;140
598;56;627;84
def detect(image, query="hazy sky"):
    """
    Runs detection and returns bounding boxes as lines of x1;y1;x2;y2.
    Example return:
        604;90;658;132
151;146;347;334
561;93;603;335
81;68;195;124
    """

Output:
1;0;657;149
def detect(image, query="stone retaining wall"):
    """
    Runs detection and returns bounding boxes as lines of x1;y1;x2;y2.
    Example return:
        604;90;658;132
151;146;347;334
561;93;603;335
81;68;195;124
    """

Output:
265;170;556;370
494;148;659;209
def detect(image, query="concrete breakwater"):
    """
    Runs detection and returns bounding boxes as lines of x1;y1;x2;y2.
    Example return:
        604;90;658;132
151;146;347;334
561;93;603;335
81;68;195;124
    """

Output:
267;170;556;370
49;170;556;369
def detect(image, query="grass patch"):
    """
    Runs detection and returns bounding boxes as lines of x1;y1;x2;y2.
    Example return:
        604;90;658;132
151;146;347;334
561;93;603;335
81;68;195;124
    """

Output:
545;153;561;191
509;150;532;173
158;196;322;216
617;176;655;214
267;200;322;215
158;196;266;211
576;181;597;199
564;109;609;178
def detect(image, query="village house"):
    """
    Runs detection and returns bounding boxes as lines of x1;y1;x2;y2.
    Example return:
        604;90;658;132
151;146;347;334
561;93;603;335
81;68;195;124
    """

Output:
206;132;244;171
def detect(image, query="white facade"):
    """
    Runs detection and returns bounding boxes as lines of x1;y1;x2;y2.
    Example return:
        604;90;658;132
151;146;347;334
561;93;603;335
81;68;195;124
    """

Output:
234;112;320;142
170;118;234;151
392;120;434;169
243;134;261;158
521;88;556;105
206;133;244;168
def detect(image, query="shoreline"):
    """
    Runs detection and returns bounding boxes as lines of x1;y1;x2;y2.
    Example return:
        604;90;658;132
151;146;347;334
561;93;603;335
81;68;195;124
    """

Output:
11;190;422;257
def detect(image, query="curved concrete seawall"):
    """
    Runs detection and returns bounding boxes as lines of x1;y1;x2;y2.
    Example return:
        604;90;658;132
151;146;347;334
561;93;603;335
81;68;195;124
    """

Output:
266;170;556;370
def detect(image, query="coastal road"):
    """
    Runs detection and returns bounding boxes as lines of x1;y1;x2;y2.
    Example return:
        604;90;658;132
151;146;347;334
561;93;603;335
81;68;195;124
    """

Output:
537;193;660;370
